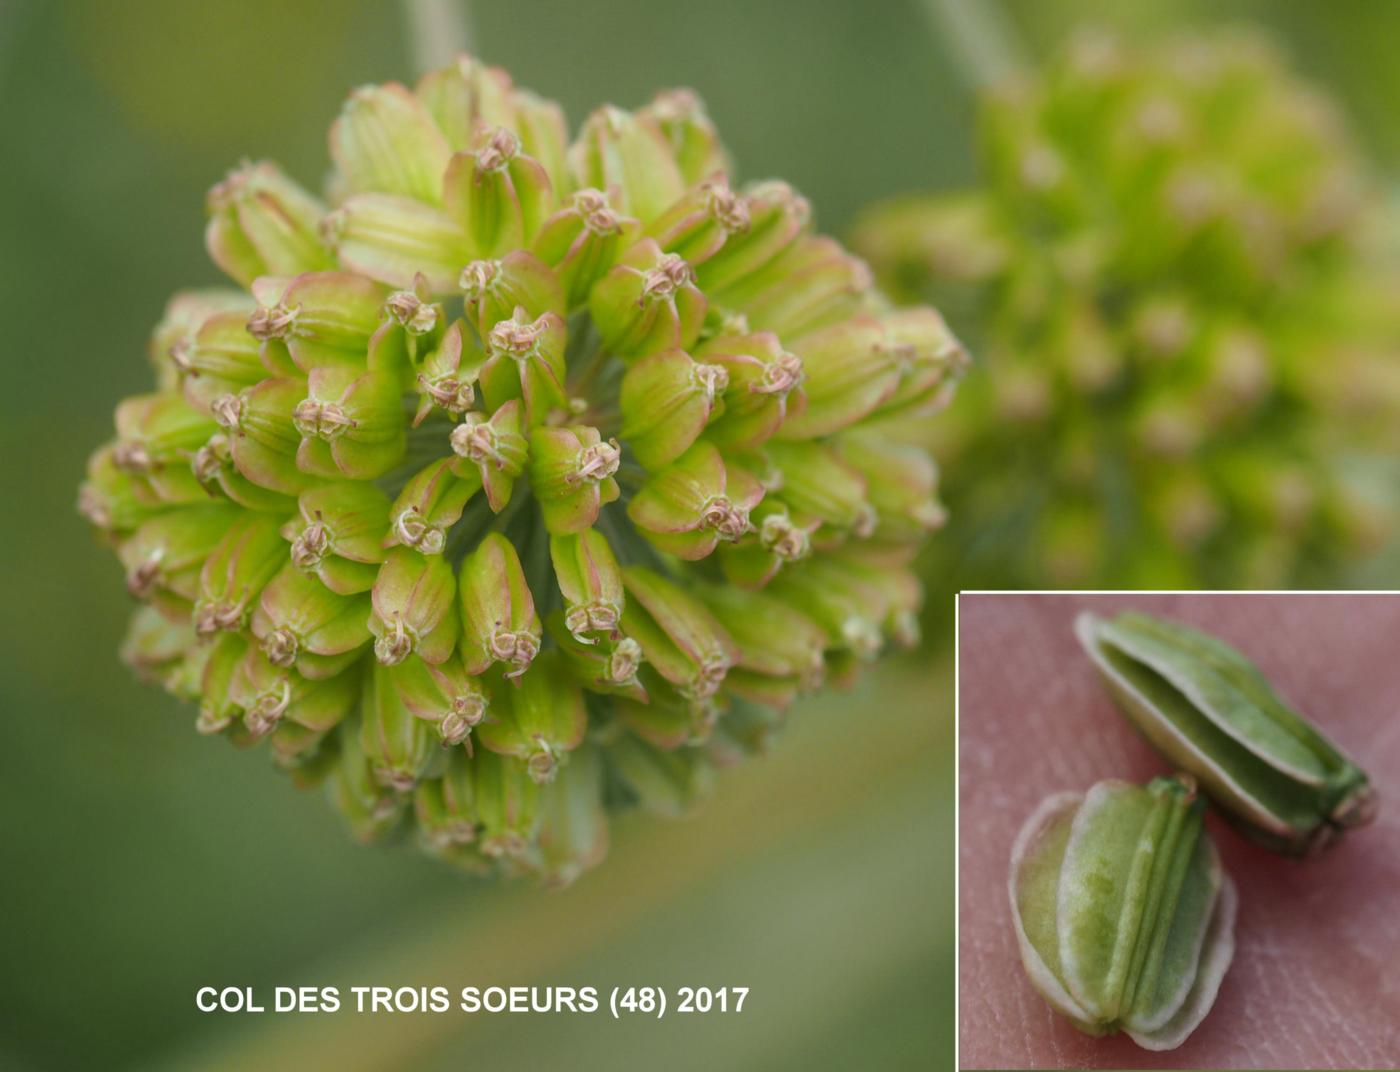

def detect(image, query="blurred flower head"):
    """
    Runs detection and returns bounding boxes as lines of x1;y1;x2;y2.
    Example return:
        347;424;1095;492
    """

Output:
80;56;965;884
854;28;1400;588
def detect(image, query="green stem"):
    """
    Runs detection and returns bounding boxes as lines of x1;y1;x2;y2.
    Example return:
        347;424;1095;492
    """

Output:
918;0;1027;90
402;0;474;74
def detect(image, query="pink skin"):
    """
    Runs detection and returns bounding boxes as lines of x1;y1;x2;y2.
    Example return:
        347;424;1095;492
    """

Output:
959;592;1400;1070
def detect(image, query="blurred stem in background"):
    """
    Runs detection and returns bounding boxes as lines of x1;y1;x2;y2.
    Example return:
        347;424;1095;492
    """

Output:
403;0;473;73
920;0;1026;88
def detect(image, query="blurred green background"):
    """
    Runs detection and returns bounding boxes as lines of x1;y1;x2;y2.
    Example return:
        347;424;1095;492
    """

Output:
0;2;1396;1069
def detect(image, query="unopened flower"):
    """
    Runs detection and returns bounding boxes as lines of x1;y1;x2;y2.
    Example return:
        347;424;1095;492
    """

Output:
80;54;964;884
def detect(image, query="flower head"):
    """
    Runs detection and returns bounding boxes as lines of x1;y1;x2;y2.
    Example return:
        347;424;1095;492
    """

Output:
80;55;963;884
854;30;1399;588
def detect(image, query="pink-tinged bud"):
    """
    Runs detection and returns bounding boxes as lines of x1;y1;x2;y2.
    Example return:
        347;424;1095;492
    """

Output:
330;83;452;204
119;504;243;618
620;567;737;704
471;749;541;857
627;440;765;560
281;481;390;594
477;651;586;784
442;126;555;258
533;187;642;309
646;174;750;265
589;239;706;360
194;513;287;636
362;662;438;792
694;180;811;294
458;532;542;681
568;104;686;224
458;249;565;339
251;564;373;679
448;400;528;512
328;193;471;294
640;88;730;185
386;458;478;555
478;308;568;425
774;316;902;440
230;646;358;742
549;529;625;645
715;234;877;340
370;548;460;666
695;584;827;709
619;349;727;470
837;433;947;541
528;426;622;534
694;331;808;449
293;366;406;481
764;440;870;532
205;161;335;288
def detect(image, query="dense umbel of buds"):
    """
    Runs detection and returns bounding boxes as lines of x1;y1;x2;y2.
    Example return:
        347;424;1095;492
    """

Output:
854;31;1400;589
81;58;964;885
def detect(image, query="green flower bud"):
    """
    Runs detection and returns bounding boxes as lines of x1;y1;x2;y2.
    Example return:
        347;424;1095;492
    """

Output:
569;105;685;224
442;127;554;258
714;235;876;340
175;310;270;415
549;621;646;701
325;195;468;294
524;743;609;887
412;320;486;425
217;377;314;495
834;434;946;542
120;604;198;690
696;584;826;709
385;459;477;555
120;503;243;615
282;481;390;594
693;330;805;450
448;400;527;512
533;188;641;309
645;174;749;265
251;564;372;678
589;239;706;359
389;652;490;746
250;271;388;375
694;180;811;294
477;650;586;782
639;89;728;187
620;566;736;703
361;661;438;791
329;709;407;842
330;82;452;203
773;316;901;440
528;425;621;534
78;445;166;537
112;393;218;505
471;748;541;858
150;289;256;390
293;366;406;480
628;440;765;559
619;348;727;470
230;645;358;741
548;529;624;644
458;532;541;681
457;250;565;340
478;308;568;424
204;161;334;287
195;513;288;636
414;744;481;850
369;547;459;666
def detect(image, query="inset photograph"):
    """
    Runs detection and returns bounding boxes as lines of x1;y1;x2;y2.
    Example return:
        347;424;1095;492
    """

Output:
957;593;1399;1070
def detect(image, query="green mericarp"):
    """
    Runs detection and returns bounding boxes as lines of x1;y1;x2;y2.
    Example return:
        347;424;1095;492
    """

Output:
1076;610;1377;857
1009;776;1237;1051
